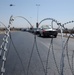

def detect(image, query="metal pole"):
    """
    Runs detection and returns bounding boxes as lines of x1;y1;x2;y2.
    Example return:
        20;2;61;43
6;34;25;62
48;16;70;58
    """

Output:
36;4;40;23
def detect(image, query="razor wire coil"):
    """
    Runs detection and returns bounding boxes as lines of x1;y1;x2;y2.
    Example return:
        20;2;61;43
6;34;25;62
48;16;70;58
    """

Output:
0;26;10;75
0;16;74;75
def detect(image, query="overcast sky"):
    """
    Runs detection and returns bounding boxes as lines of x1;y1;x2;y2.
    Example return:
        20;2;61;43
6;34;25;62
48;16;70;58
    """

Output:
0;0;74;28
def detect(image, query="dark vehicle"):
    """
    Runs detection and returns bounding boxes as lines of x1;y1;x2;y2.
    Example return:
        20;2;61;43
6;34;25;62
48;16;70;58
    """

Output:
38;25;58;38
29;28;40;34
33;28;40;34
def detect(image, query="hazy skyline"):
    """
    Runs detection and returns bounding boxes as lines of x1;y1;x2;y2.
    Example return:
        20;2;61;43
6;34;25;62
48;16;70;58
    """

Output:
0;0;74;28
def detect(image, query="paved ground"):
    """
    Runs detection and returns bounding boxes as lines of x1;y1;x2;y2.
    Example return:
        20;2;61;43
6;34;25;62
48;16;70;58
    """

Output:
0;31;74;75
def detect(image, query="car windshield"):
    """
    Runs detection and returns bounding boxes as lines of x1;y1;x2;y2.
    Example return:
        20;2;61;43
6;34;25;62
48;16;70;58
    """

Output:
41;25;51;29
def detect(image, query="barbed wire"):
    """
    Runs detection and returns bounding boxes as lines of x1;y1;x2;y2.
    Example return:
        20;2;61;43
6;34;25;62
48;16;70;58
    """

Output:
57;21;74;75
35;35;45;73
0;26;26;75
51;38;60;75
27;34;45;75
0;25;10;75
58;26;74;75
6;32;11;59
0;38;5;57
4;36;11;75
0;17;74;75
45;38;52;75
65;34;74;75
9;32;26;75
27;35;36;75
71;50;74;75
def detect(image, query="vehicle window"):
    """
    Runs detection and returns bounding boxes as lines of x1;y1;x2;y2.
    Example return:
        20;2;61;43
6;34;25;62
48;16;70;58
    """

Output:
41;25;51;29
